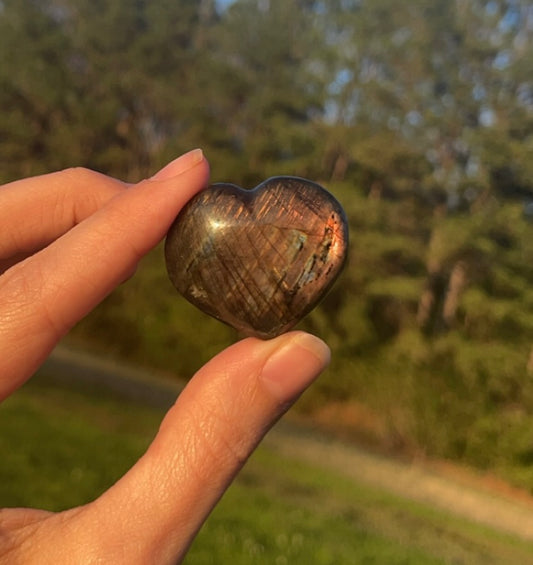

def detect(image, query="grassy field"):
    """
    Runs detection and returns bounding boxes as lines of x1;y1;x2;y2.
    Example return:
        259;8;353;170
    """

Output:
1;372;533;564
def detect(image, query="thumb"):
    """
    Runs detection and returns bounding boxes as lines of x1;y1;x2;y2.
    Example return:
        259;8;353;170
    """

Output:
69;331;330;564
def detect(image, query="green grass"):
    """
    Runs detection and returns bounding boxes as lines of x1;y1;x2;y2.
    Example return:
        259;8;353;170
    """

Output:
1;372;533;564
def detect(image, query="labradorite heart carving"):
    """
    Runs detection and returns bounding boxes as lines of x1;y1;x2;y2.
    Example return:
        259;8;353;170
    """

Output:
165;176;348;339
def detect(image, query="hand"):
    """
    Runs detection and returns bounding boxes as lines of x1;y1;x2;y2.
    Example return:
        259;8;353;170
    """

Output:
0;150;330;564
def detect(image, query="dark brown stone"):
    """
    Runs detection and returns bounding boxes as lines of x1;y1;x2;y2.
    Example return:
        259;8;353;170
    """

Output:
164;176;349;339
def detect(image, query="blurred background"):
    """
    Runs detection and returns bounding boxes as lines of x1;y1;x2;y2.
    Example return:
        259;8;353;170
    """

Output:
2;0;533;562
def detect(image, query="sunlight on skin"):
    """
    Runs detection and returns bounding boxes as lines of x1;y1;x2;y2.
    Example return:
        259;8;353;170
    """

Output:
0;150;330;564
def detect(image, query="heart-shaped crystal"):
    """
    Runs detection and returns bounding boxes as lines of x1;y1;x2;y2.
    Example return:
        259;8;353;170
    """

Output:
165;176;348;339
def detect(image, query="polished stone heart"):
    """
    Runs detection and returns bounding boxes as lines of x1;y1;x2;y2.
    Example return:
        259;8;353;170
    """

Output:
164;176;349;339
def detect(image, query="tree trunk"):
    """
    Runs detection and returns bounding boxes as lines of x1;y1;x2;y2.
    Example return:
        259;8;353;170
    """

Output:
368;180;383;200
331;153;348;182
416;285;435;329
442;261;467;327
527;346;533;375
416;227;443;332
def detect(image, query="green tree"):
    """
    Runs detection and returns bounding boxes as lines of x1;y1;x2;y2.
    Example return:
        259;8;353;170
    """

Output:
185;0;328;185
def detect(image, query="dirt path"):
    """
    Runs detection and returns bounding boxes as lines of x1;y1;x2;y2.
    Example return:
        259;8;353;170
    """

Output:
42;344;533;542
266;422;533;541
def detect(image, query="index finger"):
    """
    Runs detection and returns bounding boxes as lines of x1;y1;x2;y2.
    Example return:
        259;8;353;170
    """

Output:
0;149;209;400
0;168;125;273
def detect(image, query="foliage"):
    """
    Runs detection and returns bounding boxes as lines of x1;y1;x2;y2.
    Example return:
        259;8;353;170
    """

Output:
2;0;533;486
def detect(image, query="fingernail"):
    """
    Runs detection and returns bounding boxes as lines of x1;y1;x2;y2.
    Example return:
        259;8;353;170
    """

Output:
260;333;331;402
151;149;204;181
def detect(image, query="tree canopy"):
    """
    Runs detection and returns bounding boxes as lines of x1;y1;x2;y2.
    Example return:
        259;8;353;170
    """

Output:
2;0;533;489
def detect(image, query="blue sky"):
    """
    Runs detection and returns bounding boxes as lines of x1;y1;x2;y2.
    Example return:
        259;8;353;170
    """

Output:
215;0;235;10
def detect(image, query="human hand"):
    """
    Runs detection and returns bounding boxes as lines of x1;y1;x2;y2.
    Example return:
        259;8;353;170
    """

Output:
0;150;330;564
